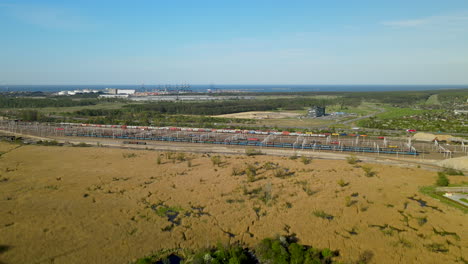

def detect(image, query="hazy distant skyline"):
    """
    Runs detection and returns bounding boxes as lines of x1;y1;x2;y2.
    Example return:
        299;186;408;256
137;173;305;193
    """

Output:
1;0;468;85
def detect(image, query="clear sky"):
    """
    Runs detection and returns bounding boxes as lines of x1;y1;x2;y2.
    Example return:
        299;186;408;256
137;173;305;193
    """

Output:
1;0;468;85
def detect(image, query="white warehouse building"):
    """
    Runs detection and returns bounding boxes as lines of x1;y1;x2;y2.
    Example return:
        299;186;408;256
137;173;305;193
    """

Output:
117;89;136;95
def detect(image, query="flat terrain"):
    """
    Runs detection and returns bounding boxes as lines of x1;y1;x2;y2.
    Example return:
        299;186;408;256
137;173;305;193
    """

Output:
0;142;467;264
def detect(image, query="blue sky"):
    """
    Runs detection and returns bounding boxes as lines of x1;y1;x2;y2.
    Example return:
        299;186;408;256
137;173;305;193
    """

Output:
1;0;468;85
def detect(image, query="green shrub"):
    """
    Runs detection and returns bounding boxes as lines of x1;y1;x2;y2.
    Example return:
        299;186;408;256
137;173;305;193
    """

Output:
312;210;334;220
176;152;186;161
442;167;464;176
232;167;244;176
123;153;137;158
300;156;311;165
245;164;257;182
245;148;262;156
72;142;91;147
211;155;222;166
273;168;294;178
165;152;174;159
263;162;278;170
36;140;62;146
337;179;349;187
436;172;449;186
417;216;428;226
288;243;305;264
346;154;359;165
362;166;376;177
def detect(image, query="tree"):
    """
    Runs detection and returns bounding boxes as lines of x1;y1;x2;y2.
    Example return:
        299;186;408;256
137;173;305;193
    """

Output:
436;172;449;187
289;243;305;264
20;110;39;121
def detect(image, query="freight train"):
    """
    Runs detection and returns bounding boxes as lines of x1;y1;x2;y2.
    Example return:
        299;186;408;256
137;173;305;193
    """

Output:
58;122;371;138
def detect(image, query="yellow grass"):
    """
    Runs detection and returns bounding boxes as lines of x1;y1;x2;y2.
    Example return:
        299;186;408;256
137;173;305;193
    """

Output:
0;142;466;263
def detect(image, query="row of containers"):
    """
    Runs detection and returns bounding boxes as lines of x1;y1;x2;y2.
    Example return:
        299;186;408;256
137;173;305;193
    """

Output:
65;132;419;155
61;123;371;137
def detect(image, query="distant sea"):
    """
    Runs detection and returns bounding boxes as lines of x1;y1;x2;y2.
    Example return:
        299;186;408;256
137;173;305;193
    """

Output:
2;84;467;93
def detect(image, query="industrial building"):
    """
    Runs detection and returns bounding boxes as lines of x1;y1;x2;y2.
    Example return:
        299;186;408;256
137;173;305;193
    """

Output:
307;106;326;117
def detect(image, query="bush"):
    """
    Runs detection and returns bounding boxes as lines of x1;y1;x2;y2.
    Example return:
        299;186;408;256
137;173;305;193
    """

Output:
273;168;294;178
211;155;222;166
245;148;262;156
345;196;356;207
232;167;244;176
361;166;376;177
442;167;464;176
36;140;62;146
245;164;257;182
312;210;334;220
436;172;449;186
288;243;304;264
300;156;311;165
263;162;278;170
72;142;91;147
346;155;359;165
123;153;137;158
337;179;349;187
176;152;186;161
165;152;174;159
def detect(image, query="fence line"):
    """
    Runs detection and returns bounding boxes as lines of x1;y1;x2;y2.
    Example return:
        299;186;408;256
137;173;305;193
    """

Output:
435;187;468;193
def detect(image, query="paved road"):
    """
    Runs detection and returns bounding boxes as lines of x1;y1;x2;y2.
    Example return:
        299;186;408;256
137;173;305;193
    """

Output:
444;193;468;207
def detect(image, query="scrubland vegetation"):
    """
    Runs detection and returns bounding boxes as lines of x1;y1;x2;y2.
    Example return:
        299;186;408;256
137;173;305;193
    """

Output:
0;142;467;264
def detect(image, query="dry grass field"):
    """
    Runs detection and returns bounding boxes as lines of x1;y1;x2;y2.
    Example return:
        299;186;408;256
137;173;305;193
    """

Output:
0;142;467;264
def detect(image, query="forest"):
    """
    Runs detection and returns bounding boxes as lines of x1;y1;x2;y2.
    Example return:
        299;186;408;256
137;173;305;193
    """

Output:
0;96;97;108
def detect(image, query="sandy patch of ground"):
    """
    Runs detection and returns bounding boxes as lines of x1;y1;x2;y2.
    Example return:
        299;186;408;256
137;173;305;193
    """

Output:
214;111;302;119
438;156;468;171
0;142;467;264
413;133;454;142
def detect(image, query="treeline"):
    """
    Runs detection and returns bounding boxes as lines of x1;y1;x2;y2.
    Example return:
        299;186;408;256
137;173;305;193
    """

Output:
123;97;360;115
343;91;432;107
69;109;253;127
2;110;56;122
0;96;97;108
135;236;350;264
344;89;468;107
